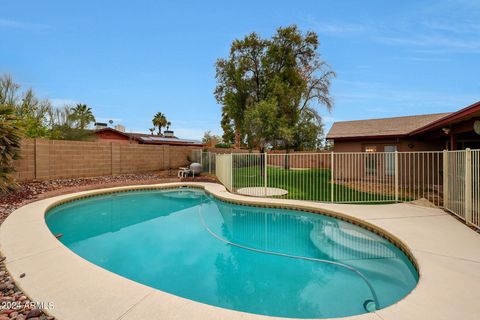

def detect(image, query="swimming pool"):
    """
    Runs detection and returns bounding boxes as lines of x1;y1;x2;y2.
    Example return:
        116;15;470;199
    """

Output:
45;187;418;318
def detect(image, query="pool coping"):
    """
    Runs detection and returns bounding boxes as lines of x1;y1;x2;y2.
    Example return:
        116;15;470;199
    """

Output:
1;182;479;320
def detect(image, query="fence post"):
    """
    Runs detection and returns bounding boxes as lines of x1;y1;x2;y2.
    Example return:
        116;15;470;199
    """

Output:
443;150;449;208
264;153;268;197
34;138;37;179
465;148;472;225
209;152;212;174
110;142;113;176
395;151;399;202
230;154;233;192
330;152;334;203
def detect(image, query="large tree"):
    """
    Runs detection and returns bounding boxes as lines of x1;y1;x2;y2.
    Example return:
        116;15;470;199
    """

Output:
0;75;52;138
215;25;334;151
17;89;51;137
215;33;266;148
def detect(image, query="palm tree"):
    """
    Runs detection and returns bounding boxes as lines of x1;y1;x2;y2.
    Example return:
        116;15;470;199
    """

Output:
0;105;22;192
70;104;95;129
149;128;155;135
152;112;168;135
166;121;171;131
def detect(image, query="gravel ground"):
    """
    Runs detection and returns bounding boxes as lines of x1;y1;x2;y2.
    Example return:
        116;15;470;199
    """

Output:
0;172;216;320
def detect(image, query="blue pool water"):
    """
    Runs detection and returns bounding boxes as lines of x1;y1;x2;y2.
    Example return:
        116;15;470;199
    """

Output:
46;188;418;318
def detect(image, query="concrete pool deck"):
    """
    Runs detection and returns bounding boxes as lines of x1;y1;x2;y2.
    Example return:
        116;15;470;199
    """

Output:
0;182;479;320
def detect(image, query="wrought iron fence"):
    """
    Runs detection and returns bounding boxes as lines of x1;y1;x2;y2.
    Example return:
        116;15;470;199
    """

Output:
473;150;480;228
198;149;479;228
444;149;480;228
191;150;216;175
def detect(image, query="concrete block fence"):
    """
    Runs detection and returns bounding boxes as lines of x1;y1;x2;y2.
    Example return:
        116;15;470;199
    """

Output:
13;139;201;181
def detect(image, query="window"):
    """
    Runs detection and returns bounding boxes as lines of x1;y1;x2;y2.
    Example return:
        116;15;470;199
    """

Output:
384;146;397;176
364;146;377;175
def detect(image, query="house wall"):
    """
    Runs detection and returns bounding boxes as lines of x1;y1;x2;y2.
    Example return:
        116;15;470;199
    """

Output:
333;137;445;153
13;139;201;181
330;138;445;184
94;130;137;144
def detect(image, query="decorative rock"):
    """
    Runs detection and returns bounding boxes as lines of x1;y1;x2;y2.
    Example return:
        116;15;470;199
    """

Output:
0;316;10;320
19;273;25;279
25;309;42;319
9;311;18;318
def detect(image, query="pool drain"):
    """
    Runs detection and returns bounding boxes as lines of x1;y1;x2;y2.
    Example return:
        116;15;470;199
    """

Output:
363;299;377;312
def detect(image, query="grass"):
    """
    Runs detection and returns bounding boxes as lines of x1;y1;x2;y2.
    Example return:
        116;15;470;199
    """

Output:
232;166;398;203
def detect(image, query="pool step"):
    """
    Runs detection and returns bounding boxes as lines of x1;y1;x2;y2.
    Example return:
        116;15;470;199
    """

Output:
310;222;397;261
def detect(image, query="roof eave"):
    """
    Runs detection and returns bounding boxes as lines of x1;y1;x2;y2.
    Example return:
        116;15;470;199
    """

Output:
327;134;408;141
409;101;480;136
94;128;134;140
140;141;203;146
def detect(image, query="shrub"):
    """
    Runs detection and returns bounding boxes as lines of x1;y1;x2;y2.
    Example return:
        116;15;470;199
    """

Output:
214;142;231;148
0;105;22;192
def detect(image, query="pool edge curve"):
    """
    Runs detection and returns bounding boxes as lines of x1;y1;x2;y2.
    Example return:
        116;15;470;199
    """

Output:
0;182;441;320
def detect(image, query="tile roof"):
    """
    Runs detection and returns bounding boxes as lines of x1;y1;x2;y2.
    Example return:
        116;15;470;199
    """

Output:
326;113;452;139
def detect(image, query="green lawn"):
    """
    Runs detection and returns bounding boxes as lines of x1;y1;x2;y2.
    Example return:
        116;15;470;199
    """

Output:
232;166;397;203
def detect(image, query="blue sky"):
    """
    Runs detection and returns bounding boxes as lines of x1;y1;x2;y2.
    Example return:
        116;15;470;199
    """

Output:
1;0;479;140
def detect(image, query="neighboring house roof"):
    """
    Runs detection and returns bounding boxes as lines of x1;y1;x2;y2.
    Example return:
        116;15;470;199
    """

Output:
326;113;452;140
94;127;131;138
94;128;203;146
137;136;203;146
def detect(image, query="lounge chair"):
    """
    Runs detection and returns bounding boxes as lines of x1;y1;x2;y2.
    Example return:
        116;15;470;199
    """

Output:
178;163;202;178
178;167;191;178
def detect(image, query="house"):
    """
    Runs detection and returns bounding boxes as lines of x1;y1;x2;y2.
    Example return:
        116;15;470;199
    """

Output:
327;101;480;152
94;128;204;147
